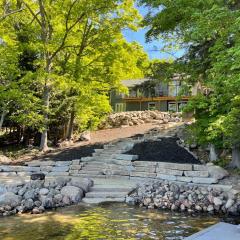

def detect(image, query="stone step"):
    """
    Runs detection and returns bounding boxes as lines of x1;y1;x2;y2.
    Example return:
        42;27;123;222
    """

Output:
112;154;138;161
81;166;106;171
82;197;125;204
90;186;133;192
85;191;128;198
78;170;104;175
70;173;106;178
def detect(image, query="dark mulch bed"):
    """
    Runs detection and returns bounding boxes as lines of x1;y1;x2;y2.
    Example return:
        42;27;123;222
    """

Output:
34;143;104;162
126;137;201;164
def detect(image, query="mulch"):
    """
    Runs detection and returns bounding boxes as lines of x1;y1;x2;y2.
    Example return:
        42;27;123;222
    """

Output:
34;143;104;161
126;137;201;164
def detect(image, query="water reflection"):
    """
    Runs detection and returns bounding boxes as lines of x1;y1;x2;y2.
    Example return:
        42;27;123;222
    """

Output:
0;203;237;240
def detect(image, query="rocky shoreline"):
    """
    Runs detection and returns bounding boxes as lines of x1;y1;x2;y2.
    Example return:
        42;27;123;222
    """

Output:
0;177;93;217
126;180;240;216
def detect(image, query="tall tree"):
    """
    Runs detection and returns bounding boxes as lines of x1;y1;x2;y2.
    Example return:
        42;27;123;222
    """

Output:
140;0;240;167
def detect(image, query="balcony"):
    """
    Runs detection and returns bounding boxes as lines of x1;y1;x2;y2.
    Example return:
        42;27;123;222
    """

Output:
123;95;191;102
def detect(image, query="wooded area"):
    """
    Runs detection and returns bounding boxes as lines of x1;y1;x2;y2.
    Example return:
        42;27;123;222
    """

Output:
141;0;240;168
0;0;150;151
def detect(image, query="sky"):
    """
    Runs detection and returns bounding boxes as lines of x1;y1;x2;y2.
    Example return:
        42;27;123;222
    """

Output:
123;5;185;60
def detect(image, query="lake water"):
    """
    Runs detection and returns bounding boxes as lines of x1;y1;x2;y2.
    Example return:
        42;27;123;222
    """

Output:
0;203;237;240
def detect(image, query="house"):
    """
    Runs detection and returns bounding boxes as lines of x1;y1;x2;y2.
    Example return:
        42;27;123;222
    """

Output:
110;77;191;112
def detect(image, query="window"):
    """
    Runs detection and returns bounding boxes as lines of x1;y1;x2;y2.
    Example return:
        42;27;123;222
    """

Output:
178;102;188;112
148;102;157;110
115;103;126;112
168;80;181;96
168;102;177;112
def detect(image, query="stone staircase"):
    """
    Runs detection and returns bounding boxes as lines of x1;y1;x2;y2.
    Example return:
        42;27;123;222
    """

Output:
71;139;138;179
82;179;137;204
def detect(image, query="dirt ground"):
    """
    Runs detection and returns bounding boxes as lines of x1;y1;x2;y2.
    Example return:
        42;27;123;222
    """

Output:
14;123;159;164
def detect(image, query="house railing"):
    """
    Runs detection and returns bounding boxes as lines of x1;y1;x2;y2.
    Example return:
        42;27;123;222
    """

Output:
123;96;191;102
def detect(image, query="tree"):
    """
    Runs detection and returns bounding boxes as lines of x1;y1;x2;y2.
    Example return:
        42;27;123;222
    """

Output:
0;0;149;150
140;0;240;168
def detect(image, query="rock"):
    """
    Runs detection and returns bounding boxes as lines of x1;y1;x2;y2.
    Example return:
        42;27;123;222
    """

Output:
213;197;222;206
207;164;229;180
207;205;214;212
126;196;136;205
31;173;45;180
0;155;11;164
23;199;34;210
39;188;49;195
18;186;27;196
42;197;54;209
225;199;235;209
54;194;63;204
55;177;71;187
62;195;71;205
32;207;41;214
69;178;93;193
34;201;42;207
80;131;91;141
30;180;44;189
31;206;45;214
24;189;36;200
61;186;83;203
0;192;22;208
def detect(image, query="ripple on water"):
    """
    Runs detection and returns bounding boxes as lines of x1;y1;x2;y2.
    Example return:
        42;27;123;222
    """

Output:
0;203;238;240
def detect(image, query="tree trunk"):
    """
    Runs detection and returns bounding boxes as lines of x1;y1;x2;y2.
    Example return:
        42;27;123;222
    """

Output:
66;108;75;140
40;85;50;151
0;109;7;129
209;143;218;161
230;146;240;168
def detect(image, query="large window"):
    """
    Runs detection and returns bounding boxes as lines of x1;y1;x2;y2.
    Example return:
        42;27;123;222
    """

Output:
168;80;181;96
168;102;177;112
178;102;188;112
115;103;126;112
168;101;188;112
148;102;157;110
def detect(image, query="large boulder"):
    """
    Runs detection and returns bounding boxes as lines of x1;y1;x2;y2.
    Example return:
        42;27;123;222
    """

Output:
60;186;83;203
0;192;22;208
0;155;11;164
68;178;93;193
207;163;229;180
80;131;91;141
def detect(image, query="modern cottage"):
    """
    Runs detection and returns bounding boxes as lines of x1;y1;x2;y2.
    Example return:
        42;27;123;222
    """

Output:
110;77;191;112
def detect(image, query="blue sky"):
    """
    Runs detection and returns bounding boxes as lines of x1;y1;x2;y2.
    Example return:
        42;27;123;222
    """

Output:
123;5;184;60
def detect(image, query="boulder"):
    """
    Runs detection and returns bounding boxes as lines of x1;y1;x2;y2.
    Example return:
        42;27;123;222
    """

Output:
60;186;83;203
23;189;36;200
207;164;229;180
69;178;93;193
80;131;91;141
0;192;22;208
42;197;54;209
31;173;45;181
23;198;34;210
39;188;49;195
0;155;11;164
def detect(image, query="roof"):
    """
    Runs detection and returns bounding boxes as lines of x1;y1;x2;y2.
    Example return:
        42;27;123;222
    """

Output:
121;78;151;87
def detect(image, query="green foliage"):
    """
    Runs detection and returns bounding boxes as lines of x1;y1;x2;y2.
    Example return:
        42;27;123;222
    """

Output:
0;0;150;148
141;0;240;153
